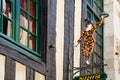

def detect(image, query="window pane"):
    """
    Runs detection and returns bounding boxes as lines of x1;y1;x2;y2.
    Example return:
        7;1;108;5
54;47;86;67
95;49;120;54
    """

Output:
6;1;12;18
20;29;28;46
30;0;36;16
3;19;12;36
20;12;28;29
0;0;2;12
94;43;97;53
3;0;12;19
97;35;102;45
94;3;97;14
97;45;101;56
29;34;36;51
98;0;101;7
87;0;91;4
3;0;6;13
21;0;27;11
96;27;102;34
87;11;91;19
30;17;36;34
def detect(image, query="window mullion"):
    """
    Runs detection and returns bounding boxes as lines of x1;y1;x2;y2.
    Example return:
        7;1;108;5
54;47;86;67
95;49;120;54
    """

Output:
15;0;21;42
0;14;3;33
36;1;39;53
0;0;4;33
27;0;30;48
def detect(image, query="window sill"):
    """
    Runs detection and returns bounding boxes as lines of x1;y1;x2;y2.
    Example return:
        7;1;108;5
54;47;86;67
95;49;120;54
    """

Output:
0;33;42;62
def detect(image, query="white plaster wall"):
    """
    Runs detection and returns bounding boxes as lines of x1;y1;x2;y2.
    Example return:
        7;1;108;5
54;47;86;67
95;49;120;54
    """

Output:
15;62;26;80
0;54;5;80
35;71;45;80
56;0;64;80
73;0;81;76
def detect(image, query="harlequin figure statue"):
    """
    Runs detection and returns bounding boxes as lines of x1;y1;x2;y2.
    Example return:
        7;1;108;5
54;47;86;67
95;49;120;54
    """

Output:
74;12;109;66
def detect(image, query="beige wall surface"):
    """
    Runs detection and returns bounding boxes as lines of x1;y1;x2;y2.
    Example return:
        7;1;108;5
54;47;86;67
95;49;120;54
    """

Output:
15;62;26;80
113;0;120;80
56;0;64;80
0;54;5;80
35;72;45;80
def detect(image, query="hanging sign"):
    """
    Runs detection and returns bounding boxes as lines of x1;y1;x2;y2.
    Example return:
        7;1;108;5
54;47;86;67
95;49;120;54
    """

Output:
74;73;107;80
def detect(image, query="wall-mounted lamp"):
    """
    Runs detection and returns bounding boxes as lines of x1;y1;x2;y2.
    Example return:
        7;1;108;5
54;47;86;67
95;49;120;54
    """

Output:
99;11;109;18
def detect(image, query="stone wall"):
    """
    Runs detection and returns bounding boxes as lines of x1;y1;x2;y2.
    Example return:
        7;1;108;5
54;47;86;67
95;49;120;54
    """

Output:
104;0;115;80
104;0;120;80
114;0;120;79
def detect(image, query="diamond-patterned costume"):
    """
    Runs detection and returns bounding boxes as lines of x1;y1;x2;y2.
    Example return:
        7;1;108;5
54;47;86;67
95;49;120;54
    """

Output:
77;20;103;60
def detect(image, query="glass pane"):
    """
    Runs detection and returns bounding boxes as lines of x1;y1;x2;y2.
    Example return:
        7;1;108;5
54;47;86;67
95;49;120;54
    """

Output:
94;53;97;62
3;0;12;19
97;45;101;56
97;35;102;45
0;0;1;12
87;0;91;4
20;12;28;29
30;17;36;34
20;29;27;46
96;56;101;64
3;0;6;13
98;0;101;7
20;0;27;11
94;67;97;74
94;3;97;13
96;26;102;34
30;0;36;16
3;19;12;36
93;43;97;53
98;8;101;14
29;34;36;51
87;11;91;19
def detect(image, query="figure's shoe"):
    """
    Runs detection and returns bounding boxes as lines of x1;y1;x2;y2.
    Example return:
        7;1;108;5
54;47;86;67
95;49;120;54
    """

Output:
85;60;91;67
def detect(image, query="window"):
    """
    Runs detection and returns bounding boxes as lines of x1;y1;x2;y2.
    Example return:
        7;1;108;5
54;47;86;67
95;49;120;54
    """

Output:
20;0;37;51
0;0;45;58
0;0;13;37
80;0;104;75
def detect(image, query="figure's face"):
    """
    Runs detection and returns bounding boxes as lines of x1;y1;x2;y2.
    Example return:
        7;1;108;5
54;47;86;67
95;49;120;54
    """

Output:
86;24;92;31
84;21;92;31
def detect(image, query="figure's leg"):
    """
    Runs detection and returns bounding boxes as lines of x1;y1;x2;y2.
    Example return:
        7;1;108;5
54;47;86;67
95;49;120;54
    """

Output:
81;42;87;56
86;41;95;60
84;39;95;65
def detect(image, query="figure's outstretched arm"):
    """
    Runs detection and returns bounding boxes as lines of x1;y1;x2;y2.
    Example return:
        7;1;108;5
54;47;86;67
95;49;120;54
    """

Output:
74;31;86;47
94;17;104;28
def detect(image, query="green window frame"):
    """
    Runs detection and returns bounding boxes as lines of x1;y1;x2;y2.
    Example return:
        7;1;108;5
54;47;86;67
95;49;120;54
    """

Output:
80;0;104;76
19;0;38;51
0;0;42;59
